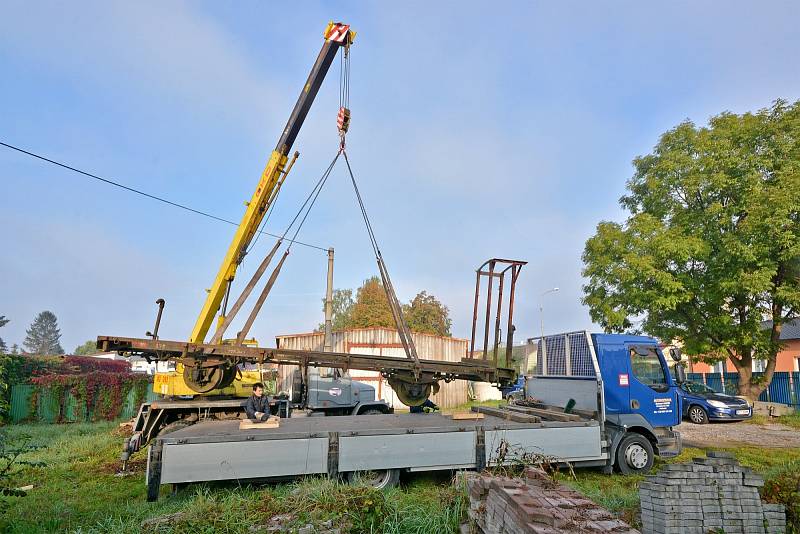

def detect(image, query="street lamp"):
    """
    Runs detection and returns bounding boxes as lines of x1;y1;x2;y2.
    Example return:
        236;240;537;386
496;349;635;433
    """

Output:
539;287;560;340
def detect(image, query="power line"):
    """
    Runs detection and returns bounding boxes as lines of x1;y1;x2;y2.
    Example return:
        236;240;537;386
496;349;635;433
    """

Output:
0;141;328;252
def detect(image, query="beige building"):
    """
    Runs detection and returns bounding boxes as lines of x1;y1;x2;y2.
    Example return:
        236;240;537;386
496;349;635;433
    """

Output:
275;327;476;408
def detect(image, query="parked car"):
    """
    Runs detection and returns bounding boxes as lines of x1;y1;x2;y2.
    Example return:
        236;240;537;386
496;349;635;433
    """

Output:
678;380;752;424
499;375;525;400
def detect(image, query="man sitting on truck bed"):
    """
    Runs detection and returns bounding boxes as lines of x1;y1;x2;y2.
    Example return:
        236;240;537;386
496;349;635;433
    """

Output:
245;382;271;422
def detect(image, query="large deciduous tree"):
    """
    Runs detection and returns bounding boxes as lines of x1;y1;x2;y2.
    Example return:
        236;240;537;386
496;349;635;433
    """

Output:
404;291;452;337
318;288;356;332
319;278;453;336
23;311;65;356
582;100;800;400
348;276;396;329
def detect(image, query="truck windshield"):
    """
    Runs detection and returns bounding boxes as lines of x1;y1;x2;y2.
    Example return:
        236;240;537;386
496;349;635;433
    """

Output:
629;346;668;392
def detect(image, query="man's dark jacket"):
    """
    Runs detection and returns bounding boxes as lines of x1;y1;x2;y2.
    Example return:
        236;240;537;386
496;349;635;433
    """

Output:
245;394;270;420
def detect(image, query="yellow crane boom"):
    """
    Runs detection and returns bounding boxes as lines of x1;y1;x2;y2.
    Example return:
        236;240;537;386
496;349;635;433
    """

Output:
189;22;355;344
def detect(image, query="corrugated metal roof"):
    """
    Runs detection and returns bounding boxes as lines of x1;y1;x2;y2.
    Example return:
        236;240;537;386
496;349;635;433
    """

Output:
276;326;467;343
761;318;800;340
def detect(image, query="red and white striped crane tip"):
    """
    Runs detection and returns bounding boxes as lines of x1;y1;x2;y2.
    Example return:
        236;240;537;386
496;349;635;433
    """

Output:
324;22;354;44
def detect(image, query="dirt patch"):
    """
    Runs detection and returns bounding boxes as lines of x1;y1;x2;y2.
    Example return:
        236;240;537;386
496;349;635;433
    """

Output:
99;457;146;475
677;421;800;448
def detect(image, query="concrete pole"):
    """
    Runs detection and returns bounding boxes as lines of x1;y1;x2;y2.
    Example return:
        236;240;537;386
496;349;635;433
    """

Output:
324;248;334;353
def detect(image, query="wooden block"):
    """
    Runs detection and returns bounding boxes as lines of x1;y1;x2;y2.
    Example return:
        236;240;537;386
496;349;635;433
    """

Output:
451;412;485;420
505;405;582;422
239;418;280;430
529;401;597;419
471;406;541;423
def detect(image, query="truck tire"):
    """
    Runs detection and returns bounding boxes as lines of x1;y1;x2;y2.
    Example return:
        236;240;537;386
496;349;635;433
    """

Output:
358;408;384;415
347;469;400;489
159;419;194;437
615;433;654;475
688;405;709;425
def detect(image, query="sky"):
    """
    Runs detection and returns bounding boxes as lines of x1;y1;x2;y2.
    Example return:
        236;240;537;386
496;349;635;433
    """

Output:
1;1;799;353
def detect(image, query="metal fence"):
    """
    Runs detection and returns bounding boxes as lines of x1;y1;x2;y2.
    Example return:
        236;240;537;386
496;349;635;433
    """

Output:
10;383;160;423
686;372;799;407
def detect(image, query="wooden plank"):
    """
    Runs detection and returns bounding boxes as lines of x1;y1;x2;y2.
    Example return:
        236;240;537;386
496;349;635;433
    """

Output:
505;405;582;422
239;418;280;430
471;406;540;423
451;412;485;420
530;402;598;419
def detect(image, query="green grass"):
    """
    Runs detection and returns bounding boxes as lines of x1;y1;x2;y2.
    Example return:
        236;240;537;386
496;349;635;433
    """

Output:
745;412;800;429
3;421;798;533
1;423;466;533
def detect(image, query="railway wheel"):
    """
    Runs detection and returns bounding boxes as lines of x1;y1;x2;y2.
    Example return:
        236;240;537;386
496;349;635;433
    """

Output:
183;363;226;393
389;378;439;407
219;364;238;389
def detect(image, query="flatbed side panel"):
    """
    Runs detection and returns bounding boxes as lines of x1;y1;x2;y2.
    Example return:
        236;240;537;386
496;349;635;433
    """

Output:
160;438;328;483
485;426;602;464
339;432;476;472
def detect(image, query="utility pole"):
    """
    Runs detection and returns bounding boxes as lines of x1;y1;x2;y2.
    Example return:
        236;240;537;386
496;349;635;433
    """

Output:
324;248;334;353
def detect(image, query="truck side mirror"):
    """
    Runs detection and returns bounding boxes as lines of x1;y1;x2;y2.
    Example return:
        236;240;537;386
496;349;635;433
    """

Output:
669;347;682;362
673;363;686;384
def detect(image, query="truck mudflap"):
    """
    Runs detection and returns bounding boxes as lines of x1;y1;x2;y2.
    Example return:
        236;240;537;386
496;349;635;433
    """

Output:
655;428;681;457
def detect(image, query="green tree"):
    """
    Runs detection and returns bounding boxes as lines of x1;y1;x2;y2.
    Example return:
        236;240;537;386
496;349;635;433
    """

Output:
318;288;355;332
582;100;800;400
73;340;99;356
348;276;396;329
23;311;64;356
0;316;8;353
403;291;452;336
319;278;453;337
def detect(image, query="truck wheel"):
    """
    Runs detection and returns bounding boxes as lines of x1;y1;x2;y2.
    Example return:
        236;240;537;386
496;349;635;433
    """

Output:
688;405;709;425
615;434;654;475
359;408;384;415
159;419;193;437
347;469;400;489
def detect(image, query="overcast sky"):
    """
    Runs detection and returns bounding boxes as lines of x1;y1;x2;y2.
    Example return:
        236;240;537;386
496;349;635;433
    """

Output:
2;1;799;352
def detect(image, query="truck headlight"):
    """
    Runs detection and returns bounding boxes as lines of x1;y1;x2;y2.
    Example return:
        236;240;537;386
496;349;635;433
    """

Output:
707;400;728;408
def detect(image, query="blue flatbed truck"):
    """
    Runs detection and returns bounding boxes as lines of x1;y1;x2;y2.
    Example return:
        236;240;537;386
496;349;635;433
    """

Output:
144;331;684;500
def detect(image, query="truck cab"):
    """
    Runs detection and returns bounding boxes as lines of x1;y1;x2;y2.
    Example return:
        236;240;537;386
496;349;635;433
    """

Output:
294;366;392;415
527;331;683;474
592;334;682;470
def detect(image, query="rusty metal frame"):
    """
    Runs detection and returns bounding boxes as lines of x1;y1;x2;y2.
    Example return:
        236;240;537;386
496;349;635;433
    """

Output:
97;335;516;386
468;258;527;368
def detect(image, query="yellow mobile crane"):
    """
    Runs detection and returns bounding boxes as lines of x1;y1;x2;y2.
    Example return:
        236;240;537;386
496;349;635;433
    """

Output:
153;22;355;397
99;22;518;461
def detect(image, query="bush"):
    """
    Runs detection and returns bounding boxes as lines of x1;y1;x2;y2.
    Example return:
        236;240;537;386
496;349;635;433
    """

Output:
762;464;800;534
0;428;44;512
7;354;150;423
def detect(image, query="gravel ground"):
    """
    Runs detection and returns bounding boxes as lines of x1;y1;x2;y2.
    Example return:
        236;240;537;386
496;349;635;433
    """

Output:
677;420;800;448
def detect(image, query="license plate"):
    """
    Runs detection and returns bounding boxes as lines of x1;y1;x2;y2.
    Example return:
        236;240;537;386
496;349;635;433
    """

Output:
736;409;750;415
